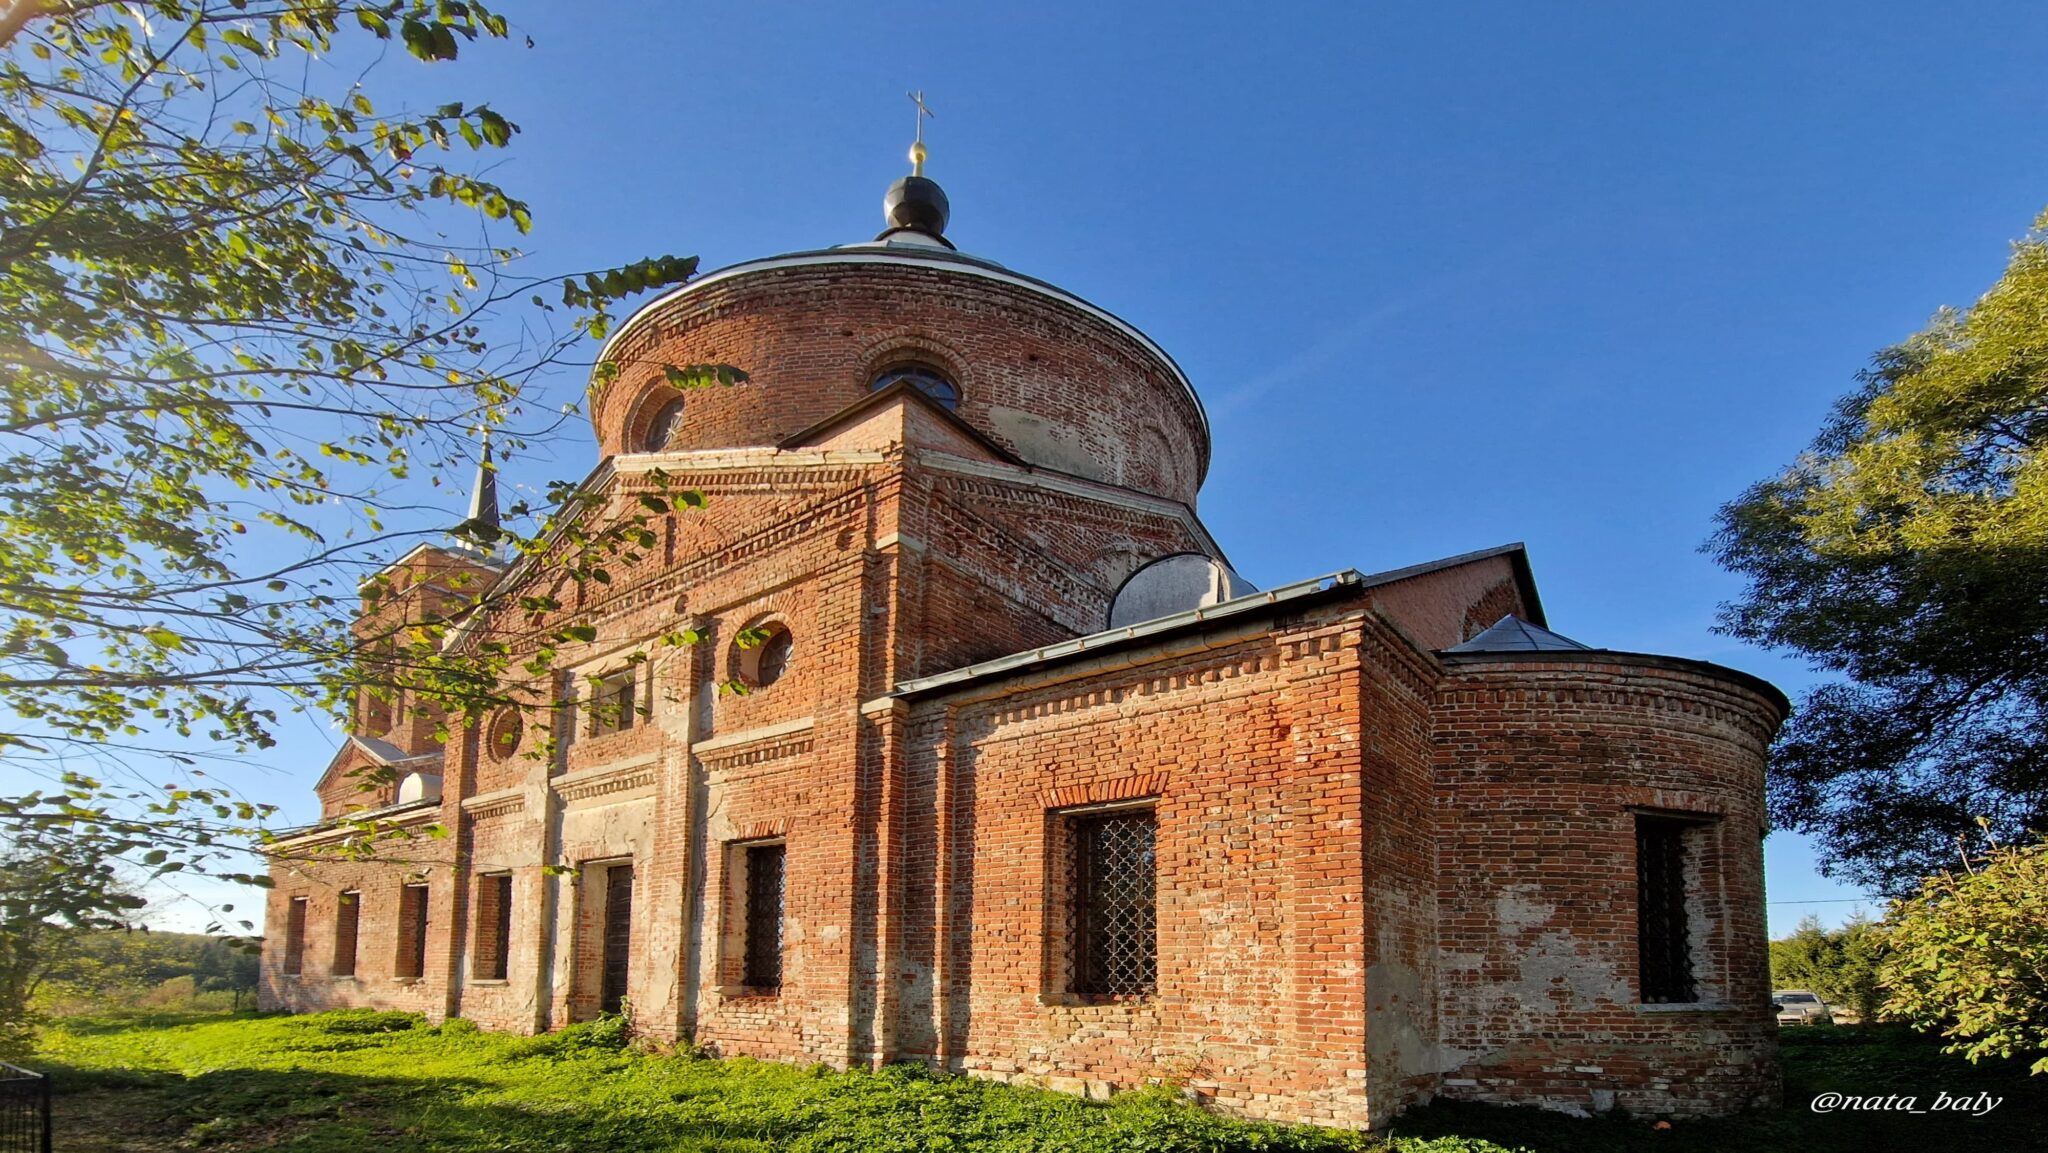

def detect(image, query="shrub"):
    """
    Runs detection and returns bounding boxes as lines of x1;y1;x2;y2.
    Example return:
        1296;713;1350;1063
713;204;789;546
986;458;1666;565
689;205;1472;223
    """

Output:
504;1014;630;1059
297;1009;424;1035
1882;835;2048;1073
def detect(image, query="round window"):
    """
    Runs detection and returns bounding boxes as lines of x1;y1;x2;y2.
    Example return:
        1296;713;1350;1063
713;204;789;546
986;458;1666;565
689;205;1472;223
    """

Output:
732;622;794;690
641;396;685;452
869;365;959;410
486;708;522;760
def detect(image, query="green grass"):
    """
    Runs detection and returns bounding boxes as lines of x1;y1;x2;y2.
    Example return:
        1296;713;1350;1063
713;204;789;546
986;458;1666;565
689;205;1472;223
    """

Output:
29;1012;2044;1152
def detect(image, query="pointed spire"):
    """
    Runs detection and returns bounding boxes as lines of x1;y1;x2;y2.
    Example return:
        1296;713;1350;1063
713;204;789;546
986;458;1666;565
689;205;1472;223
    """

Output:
452;429;501;551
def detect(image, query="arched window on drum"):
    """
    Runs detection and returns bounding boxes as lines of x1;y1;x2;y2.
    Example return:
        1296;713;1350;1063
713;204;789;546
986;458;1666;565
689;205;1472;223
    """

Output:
869;364;958;411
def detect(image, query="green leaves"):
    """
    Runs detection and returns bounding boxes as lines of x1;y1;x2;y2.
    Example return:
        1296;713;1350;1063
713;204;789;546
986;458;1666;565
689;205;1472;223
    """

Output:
1882;837;2048;1074
663;363;751;390
0;0;718;923
1710;206;2048;893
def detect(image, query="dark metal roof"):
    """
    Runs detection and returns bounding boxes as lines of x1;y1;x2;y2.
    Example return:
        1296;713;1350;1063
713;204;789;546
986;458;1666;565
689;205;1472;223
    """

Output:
1445;615;1591;653
891;571;1363;700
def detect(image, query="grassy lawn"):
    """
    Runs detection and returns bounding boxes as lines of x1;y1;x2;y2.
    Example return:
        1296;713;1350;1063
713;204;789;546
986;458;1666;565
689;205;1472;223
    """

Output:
28;1011;2043;1152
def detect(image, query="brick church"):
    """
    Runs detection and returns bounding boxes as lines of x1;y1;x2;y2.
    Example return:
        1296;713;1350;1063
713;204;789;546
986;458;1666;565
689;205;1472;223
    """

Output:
260;146;1789;1129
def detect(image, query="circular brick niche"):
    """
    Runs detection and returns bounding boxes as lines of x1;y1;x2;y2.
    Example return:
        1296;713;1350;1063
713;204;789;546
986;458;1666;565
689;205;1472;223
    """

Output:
590;248;1211;507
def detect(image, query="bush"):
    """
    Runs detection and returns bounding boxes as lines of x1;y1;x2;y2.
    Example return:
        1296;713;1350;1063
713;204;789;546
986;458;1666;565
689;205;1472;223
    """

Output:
504;1014;630;1059
296;1009;424;1036
1883;835;2048;1073
436;1017;479;1037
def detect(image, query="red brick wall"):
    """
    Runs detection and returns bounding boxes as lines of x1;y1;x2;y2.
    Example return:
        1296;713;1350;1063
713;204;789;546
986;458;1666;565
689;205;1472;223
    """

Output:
259;824;454;1018
259;260;1786;1131
1431;653;1784;1118
1366;554;1530;651
591;261;1209;506
881;609;1392;1128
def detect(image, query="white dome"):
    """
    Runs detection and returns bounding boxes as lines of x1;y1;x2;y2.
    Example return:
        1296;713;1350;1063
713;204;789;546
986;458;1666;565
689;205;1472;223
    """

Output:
396;771;442;804
1108;553;1256;629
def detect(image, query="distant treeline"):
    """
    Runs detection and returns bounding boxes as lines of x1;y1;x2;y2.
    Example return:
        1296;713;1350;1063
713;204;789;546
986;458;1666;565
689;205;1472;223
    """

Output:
40;929;261;1013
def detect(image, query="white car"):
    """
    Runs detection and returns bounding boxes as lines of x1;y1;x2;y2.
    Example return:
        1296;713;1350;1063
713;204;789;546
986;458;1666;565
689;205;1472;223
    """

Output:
1773;990;1832;1025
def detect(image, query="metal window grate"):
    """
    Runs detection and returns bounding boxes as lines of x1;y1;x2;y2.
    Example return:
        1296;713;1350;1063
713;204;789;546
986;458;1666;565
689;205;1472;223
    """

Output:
0;1062;50;1153
600;864;634;1014
1073;810;1157;998
743;843;785;989
1636;817;1697;1003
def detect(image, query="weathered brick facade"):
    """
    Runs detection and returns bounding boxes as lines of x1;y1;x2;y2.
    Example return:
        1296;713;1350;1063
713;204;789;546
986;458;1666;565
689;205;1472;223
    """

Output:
262;212;1786;1129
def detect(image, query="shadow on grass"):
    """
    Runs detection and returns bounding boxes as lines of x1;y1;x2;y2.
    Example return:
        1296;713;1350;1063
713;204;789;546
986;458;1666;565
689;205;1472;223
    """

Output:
47;1063;804;1153
1384;1026;2044;1153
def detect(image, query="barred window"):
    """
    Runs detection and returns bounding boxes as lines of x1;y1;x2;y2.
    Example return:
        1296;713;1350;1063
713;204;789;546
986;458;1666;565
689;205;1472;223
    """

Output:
600;863;634;1014
1636;816;1697;1003
283;896;308;975
588;669;637;737
332;891;360;977
1071;808;1157;998
397;883;431;980
475;873;513;981
742;842;786;990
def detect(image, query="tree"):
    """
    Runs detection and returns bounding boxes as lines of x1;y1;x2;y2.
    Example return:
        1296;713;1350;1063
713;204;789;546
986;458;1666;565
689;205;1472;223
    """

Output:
0;819;146;1055
191;935;258;1008
1708;208;2048;893
1768;913;1886;1024
0;2;734;919
1882;835;2048;1074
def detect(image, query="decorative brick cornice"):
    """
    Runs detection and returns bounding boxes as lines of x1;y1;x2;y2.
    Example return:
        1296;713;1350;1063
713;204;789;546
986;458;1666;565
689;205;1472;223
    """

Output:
699;736;815;771
922;455;1216;555
958;646;1282;747
465;485;880;653
266;800;441;850
460;788;524;820
1436;663;1782;747
694;717;817;770
553;759;658;803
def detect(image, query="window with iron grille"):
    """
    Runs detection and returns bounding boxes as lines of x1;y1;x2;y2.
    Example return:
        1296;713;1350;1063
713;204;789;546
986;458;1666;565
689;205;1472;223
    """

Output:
332;891;360;977
1070;808;1157;999
600;863;634;1014
742;842;785;990
1636;816;1697;1003
587;669;637;737
397;883;430;980
474;873;513;981
283;897;308;975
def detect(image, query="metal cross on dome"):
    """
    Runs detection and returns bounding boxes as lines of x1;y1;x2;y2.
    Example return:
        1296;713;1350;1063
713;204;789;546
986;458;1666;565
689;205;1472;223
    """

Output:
907;89;934;176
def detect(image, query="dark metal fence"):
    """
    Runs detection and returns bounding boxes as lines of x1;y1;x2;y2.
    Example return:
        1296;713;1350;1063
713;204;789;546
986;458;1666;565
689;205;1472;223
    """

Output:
0;1062;50;1153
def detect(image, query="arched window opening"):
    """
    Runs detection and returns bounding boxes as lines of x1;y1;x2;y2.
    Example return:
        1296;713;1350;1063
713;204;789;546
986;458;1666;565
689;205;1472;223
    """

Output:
641;396;686;452
869;364;959;410
731;620;794;690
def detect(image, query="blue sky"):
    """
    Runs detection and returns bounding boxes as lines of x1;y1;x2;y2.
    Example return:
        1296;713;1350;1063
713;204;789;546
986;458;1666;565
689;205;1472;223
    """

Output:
105;2;2048;932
